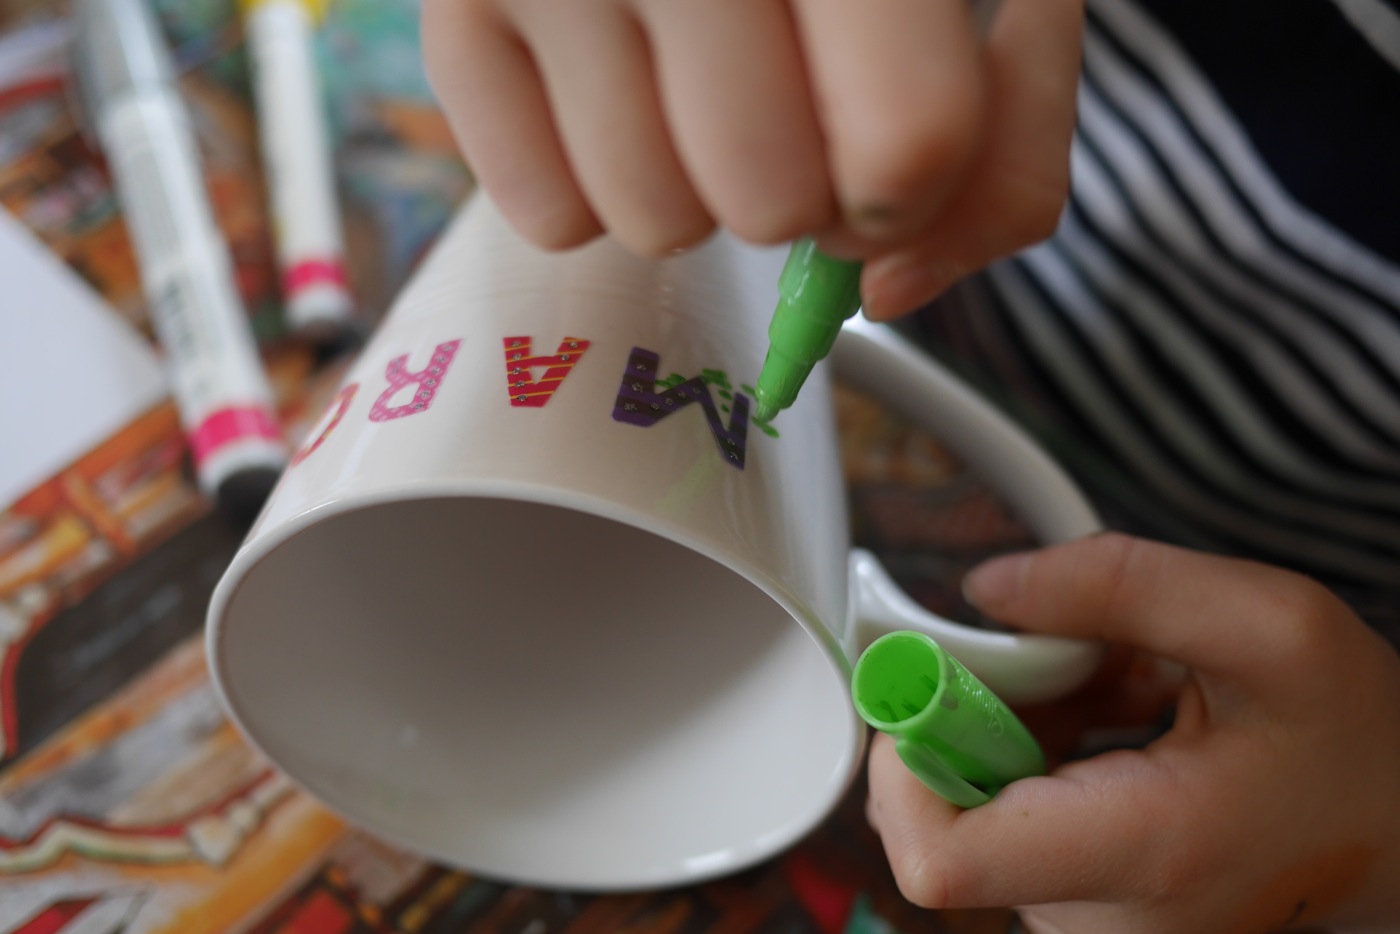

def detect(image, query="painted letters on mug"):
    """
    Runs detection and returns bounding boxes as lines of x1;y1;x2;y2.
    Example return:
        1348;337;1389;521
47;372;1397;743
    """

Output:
502;336;591;408
291;337;768;472
612;347;750;469
369;340;463;422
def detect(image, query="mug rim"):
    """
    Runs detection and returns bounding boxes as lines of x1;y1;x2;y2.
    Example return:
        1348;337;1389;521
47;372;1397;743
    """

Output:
205;478;869;889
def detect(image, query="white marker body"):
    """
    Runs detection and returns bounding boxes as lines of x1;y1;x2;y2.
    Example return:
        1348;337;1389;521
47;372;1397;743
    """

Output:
246;0;354;336
97;84;286;495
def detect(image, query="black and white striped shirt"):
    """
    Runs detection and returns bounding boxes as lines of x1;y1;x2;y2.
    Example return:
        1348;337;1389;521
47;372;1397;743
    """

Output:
914;0;1400;639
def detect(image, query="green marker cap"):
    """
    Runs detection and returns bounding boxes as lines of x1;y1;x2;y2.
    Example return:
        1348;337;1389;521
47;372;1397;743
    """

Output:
752;238;863;422
851;631;1045;808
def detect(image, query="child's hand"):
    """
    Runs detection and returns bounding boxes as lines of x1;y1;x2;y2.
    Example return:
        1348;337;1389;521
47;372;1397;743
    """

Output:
867;534;1400;933
421;0;1084;319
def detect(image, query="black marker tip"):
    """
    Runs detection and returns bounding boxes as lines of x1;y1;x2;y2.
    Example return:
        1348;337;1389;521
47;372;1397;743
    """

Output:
215;465;280;532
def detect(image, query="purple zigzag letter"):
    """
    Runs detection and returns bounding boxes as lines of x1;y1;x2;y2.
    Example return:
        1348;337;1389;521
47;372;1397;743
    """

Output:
611;347;749;469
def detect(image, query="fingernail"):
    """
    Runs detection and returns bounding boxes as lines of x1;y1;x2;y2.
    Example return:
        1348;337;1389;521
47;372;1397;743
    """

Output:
963;552;1032;609
864;256;967;320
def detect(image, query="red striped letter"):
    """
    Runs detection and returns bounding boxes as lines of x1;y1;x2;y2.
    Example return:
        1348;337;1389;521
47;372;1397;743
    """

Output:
503;336;591;408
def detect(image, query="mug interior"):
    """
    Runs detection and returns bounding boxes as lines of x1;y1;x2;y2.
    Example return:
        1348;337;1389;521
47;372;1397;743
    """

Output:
214;496;859;889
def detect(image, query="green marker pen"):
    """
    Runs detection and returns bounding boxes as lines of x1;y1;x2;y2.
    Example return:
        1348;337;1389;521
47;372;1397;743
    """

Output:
752;237;862;423
851;631;1044;808
751;0;1002;424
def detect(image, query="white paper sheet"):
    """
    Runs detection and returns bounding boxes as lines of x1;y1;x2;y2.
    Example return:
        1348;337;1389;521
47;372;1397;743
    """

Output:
0;208;167;510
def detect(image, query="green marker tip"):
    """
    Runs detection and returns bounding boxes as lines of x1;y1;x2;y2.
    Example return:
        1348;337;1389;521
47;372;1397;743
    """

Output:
752;0;1003;424
752;238;863;422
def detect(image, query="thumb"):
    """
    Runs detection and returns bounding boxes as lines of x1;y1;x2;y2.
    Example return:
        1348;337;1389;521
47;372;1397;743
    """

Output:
961;533;1353;702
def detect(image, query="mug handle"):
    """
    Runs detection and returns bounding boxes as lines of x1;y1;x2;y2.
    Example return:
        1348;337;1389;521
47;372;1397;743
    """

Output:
832;316;1105;706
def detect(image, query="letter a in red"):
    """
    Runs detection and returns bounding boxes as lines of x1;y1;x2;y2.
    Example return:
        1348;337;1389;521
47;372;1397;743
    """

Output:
503;336;591;408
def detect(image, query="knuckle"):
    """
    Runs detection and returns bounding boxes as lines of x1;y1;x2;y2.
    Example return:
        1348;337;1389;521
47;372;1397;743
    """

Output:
1142;844;1203;902
419;2;455;80
512;205;603;251
1265;573;1348;663
1134;770;1226;902
981;166;1071;256
889;851;956;910
839;101;981;212
1003;184;1066;247
722;195;831;246
615;215;715;257
422;0;493;78
1141;818;1226;905
886;847;981;910
1085;532;1149;620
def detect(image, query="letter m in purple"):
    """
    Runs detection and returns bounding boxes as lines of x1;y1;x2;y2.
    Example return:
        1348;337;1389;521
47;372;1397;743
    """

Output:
611;347;749;469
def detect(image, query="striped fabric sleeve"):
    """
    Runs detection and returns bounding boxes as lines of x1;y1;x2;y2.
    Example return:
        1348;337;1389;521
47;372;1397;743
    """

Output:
912;0;1400;637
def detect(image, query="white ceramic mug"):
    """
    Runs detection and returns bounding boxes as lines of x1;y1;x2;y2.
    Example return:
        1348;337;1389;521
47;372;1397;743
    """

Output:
206;194;1102;891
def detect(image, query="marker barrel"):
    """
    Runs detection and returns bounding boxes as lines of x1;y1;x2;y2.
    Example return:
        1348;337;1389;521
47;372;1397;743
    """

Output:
76;0;286;510
752;238;862;419
245;0;355;338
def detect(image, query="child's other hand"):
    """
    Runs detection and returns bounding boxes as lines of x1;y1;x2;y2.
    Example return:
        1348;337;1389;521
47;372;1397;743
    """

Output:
867;534;1400;933
421;0;1083;319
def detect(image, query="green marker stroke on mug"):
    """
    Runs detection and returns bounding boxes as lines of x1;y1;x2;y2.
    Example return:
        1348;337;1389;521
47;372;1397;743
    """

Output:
852;631;1045;808
752;0;1003;424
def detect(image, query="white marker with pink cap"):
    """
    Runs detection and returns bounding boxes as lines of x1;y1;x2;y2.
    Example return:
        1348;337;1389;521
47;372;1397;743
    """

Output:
244;0;358;343
72;0;288;522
